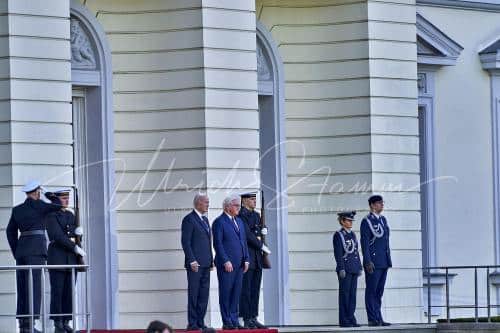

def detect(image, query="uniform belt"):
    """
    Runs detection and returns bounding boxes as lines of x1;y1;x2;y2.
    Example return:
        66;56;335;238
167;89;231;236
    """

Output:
20;230;45;237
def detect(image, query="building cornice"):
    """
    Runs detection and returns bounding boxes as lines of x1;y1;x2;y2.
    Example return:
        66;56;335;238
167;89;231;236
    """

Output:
417;0;500;13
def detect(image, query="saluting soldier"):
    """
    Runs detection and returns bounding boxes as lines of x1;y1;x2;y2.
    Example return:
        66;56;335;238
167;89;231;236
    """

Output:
45;189;85;333
333;211;362;328
6;180;62;333
360;195;392;326
238;192;270;329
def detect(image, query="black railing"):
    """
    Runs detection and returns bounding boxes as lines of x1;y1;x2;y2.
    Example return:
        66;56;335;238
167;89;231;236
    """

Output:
424;265;500;324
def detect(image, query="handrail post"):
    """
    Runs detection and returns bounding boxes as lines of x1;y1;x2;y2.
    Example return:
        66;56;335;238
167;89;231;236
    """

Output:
86;267;90;333
71;267;76;331
487;266;491;322
445;268;450;323
427;267;431;323
474;267;478;322
28;267;34;333
41;267;47;333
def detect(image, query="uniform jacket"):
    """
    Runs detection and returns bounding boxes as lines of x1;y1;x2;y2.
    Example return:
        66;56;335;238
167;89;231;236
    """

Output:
333;228;362;274
181;210;213;269
46;210;79;267
238;207;263;270
360;213;392;269
6;198;60;259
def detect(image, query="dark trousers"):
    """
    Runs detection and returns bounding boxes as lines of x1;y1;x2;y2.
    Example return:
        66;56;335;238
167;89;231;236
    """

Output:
16;256;45;321
217;266;243;326
364;268;388;323
187;267;210;328
338;272;358;326
49;270;76;322
239;268;262;320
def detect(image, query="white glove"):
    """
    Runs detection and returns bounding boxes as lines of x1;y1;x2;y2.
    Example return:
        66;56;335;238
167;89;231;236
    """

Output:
261;244;271;255
74;226;83;236
261;227;268;235
74;245;86;257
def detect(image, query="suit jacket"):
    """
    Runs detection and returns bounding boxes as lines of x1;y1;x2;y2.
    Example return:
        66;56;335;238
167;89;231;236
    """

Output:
181;210;213;269
360;213;392;269
6;198;61;260
46;210;79;267
333;228;362;274
212;213;249;268
238;207;263;270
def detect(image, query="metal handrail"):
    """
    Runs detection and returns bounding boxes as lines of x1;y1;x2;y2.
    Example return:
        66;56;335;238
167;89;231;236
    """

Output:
0;264;90;333
423;265;500;324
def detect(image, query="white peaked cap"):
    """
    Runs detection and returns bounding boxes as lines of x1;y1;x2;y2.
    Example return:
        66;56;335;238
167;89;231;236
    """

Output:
21;180;41;193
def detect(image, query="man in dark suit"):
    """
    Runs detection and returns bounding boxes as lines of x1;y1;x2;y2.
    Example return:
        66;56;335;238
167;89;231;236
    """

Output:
6;180;62;333
212;194;249;330
45;189;85;333
360;194;392;327
238;192;270;328
181;194;213;331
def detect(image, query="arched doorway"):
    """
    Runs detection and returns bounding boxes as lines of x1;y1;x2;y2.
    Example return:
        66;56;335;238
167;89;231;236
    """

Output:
256;22;290;325
70;0;118;329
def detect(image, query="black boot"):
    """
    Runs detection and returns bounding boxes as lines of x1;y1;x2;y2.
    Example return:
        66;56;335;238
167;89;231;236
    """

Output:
54;320;66;333
63;320;75;333
252;318;267;329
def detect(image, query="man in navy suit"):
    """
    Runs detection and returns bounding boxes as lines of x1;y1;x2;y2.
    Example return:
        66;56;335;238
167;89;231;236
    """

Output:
360;194;392;326
181;194;214;331
212;194;250;330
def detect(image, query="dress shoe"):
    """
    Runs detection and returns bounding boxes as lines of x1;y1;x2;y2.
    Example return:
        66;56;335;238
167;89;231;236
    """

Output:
222;324;235;330
351;323;361;327
244;319;256;329
235;324;246;329
368;321;380;326
187;325;201;331
252;318;267;329
339;323;351;327
381;321;391;326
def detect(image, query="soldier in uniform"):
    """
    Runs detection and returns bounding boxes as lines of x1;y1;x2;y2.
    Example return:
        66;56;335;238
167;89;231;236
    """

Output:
6;180;62;333
332;211;362;327
45;189;85;333
238;192;270;329
360;195;392;326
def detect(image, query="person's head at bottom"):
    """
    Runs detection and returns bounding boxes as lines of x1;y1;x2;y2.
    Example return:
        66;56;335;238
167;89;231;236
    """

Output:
146;320;173;333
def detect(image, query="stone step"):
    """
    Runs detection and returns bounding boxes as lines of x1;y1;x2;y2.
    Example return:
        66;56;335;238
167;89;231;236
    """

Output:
278;324;437;333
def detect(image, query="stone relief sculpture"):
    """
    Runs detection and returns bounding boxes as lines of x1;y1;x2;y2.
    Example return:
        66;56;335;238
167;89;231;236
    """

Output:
71;17;97;69
257;44;272;81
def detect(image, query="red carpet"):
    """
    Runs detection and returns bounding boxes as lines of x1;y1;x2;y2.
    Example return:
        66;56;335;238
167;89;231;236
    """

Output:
82;329;277;333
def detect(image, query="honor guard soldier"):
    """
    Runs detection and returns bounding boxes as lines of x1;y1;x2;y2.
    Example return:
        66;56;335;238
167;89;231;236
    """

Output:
333;211;362;327
238;192;270;329
360;195;392;326
6;180;62;333
45;189;85;333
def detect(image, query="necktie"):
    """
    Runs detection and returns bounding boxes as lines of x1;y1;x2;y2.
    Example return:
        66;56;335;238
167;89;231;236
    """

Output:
201;216;210;233
232;217;239;231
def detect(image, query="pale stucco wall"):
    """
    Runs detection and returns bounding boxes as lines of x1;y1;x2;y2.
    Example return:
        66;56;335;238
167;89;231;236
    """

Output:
417;4;500;318
257;0;422;325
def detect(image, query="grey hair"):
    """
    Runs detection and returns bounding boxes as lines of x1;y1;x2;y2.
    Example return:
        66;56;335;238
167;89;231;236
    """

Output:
222;194;241;209
193;193;208;206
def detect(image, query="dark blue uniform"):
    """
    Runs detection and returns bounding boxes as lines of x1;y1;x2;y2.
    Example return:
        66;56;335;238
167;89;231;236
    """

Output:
45;210;79;324
360;213;392;325
181;210;213;329
212;213;249;328
333;228;362;327
6;198;60;322
238;207;263;322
